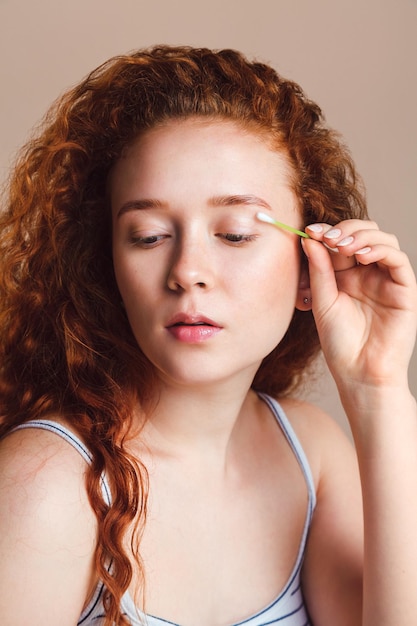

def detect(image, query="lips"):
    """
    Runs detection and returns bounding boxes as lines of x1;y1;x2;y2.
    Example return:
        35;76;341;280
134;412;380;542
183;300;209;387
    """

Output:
166;313;222;343
166;313;220;328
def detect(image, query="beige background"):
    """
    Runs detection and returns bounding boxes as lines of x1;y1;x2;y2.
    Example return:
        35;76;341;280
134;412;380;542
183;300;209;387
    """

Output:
0;0;416;435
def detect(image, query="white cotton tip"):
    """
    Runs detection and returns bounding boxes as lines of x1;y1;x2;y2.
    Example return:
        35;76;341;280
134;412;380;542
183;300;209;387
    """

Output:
256;211;276;224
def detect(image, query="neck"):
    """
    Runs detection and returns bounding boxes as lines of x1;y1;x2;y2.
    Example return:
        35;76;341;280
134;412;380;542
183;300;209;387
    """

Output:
139;379;260;463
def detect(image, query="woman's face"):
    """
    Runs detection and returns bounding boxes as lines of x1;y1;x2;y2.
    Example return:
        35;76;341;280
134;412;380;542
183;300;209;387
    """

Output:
110;118;306;391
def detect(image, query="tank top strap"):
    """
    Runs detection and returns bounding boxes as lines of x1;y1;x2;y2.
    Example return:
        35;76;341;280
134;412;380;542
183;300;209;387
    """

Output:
13;420;112;506
258;393;317;510
13;398;316;513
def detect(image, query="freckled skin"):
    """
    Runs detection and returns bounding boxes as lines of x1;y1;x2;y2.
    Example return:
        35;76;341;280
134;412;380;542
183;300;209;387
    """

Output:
110;119;305;391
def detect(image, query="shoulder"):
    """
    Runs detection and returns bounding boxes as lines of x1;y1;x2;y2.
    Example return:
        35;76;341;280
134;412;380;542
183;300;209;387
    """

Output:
277;394;351;442
0;423;92;504
276;396;357;489
0;423;97;554
276;396;364;623
0;425;98;625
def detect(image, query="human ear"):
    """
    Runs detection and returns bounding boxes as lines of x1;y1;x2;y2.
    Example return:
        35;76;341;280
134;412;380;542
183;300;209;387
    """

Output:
295;264;312;311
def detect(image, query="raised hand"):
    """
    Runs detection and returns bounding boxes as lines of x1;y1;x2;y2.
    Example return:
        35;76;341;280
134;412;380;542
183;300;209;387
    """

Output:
302;219;417;391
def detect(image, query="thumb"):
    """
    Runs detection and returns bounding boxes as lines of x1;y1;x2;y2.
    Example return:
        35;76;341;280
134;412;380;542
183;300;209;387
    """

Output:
302;238;339;315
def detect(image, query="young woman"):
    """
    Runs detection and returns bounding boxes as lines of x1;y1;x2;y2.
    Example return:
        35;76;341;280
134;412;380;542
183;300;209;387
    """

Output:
0;46;416;626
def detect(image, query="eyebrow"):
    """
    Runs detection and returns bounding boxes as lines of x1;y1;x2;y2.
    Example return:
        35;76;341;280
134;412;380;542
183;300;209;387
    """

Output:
117;199;165;218
210;195;272;210
116;194;272;218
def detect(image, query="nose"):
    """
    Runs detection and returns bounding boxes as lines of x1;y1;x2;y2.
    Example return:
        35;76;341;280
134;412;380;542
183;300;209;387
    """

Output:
166;236;215;292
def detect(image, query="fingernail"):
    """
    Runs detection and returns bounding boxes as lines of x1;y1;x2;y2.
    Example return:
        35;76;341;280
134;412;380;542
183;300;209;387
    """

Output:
306;224;323;233
323;242;339;254
355;246;371;255
338;236;354;247
324;228;342;239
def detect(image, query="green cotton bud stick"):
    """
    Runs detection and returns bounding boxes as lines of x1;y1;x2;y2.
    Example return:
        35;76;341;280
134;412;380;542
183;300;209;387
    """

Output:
256;212;310;238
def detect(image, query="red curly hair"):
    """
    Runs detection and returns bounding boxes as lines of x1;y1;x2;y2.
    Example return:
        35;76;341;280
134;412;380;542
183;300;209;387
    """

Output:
0;45;367;624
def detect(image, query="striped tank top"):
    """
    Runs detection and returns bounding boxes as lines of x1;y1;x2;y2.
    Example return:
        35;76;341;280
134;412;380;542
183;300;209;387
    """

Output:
16;393;315;625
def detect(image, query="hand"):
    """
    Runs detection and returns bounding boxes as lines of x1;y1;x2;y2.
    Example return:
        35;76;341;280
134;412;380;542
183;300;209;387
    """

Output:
302;219;417;390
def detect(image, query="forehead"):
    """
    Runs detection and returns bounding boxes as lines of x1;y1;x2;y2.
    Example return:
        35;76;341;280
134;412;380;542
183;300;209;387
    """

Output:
108;118;300;221
109;118;298;221
109;118;297;209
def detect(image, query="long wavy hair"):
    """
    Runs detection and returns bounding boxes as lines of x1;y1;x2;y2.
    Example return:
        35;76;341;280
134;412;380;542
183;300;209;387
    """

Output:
0;45;367;624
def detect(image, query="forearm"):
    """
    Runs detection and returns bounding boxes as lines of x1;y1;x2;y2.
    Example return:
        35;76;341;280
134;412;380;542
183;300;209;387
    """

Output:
341;386;417;625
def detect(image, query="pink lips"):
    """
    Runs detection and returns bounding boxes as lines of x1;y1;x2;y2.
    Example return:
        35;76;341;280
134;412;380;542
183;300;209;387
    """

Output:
166;313;222;343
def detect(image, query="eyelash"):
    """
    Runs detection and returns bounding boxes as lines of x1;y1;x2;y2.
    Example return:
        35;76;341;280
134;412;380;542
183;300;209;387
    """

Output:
129;235;166;247
218;233;258;244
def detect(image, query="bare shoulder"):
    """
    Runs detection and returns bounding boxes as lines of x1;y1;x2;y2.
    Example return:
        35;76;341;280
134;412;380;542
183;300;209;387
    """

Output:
278;395;352;441
0;423;95;515
277;396;357;486
0;425;98;625
277;397;364;624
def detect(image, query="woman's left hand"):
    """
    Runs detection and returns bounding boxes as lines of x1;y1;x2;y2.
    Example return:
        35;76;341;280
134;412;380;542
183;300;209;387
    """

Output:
302;219;417;391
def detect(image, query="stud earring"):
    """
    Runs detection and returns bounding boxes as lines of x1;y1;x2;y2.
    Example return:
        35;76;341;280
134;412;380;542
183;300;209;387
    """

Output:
303;297;312;305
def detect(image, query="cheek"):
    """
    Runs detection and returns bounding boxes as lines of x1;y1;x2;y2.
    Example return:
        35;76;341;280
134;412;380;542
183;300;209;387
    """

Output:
245;245;301;300
112;255;132;303
250;253;301;335
113;252;147;313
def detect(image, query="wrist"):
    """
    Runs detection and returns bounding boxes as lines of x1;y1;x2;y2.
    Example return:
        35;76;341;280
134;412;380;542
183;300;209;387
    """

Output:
335;371;412;408
338;383;417;442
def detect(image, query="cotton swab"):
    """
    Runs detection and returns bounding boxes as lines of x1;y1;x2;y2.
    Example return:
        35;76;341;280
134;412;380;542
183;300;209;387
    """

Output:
256;212;310;238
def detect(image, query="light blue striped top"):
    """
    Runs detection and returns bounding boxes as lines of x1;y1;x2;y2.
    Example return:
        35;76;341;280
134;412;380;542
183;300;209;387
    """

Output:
16;393;315;626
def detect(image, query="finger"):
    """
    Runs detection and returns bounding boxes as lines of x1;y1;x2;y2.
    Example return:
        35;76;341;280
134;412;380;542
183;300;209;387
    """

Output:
321;243;357;272
305;219;380;245
301;237;339;314
305;219;417;290
343;243;417;289
305;223;358;272
305;221;401;272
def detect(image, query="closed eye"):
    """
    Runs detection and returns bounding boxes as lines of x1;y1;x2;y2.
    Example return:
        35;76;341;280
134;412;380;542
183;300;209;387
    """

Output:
217;233;258;245
129;232;257;248
130;234;168;247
